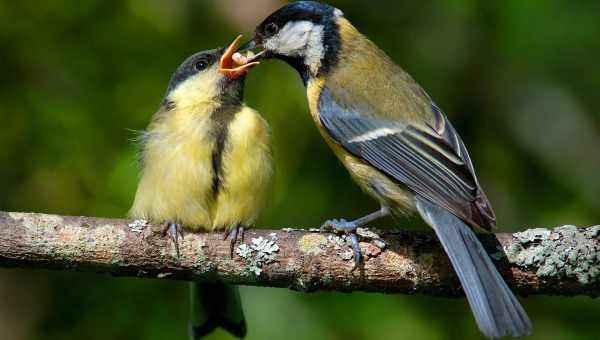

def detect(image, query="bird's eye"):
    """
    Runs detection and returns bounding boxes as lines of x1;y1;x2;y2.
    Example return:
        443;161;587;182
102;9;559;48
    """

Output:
265;23;279;36
194;59;209;71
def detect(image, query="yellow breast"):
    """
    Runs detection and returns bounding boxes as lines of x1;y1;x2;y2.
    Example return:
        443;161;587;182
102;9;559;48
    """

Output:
130;103;217;228
130;103;273;231
211;106;273;229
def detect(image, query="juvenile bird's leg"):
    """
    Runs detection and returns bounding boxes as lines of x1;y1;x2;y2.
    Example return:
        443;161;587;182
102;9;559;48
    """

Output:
321;207;389;267
163;222;183;258
224;224;245;258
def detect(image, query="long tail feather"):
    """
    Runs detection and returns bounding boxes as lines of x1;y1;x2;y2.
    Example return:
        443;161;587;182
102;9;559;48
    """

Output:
416;198;532;338
189;282;247;339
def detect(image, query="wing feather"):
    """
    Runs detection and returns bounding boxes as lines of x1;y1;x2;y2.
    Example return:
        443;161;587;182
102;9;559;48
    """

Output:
319;88;495;229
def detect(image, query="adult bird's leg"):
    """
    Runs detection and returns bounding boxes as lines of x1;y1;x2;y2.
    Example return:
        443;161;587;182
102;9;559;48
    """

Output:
224;224;245;258
164;222;183;257
321;207;389;267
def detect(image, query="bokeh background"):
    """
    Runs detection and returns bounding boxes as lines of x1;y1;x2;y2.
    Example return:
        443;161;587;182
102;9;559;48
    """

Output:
1;0;599;339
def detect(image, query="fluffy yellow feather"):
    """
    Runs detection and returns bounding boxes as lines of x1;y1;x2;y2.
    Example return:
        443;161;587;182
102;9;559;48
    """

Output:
130;53;273;231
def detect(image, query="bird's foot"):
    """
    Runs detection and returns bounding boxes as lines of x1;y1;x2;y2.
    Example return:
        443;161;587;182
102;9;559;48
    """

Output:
320;218;358;232
224;224;245;258
321;219;362;268
163;222;183;258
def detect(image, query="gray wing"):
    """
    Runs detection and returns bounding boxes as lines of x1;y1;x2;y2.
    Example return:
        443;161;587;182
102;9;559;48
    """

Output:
318;88;495;230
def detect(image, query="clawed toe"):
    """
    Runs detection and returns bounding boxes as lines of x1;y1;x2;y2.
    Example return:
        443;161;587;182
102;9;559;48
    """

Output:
165;222;183;257
349;233;362;269
225;224;245;258
320;218;358;232
320;218;362;268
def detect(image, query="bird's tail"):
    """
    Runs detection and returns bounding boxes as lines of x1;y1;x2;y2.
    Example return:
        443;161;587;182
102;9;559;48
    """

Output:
189;282;247;339
416;198;532;338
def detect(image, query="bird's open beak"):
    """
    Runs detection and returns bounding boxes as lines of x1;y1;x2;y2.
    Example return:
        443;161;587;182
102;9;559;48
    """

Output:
219;35;260;79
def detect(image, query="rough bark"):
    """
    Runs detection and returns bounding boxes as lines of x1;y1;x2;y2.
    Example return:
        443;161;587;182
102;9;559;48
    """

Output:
0;211;598;297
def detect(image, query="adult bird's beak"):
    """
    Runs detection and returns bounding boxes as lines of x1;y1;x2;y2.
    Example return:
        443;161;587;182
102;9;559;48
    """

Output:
237;39;256;52
234;37;267;63
219;35;260;79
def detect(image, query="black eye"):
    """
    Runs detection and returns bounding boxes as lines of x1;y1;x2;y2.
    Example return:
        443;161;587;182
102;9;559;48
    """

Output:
265;22;279;36
194;59;209;71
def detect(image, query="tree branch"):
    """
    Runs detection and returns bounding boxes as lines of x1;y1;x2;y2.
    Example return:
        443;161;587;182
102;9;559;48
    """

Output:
0;211;598;297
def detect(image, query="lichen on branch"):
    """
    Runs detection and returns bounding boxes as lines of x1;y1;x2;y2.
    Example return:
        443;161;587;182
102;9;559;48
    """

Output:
506;225;599;284
0;211;598;297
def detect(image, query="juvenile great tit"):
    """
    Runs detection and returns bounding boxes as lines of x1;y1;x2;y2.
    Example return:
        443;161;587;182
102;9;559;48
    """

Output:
130;36;273;339
238;2;532;338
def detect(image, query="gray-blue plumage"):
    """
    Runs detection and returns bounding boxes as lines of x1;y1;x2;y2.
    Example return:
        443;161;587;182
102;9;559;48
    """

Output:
319;88;494;229
416;198;532;338
318;87;532;338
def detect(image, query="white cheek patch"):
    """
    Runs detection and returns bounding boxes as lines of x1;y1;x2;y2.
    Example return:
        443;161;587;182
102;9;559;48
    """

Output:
305;24;325;75
265;21;325;74
265;21;312;54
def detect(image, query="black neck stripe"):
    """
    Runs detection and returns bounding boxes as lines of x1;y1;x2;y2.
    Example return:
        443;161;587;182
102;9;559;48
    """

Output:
210;102;240;197
318;17;341;77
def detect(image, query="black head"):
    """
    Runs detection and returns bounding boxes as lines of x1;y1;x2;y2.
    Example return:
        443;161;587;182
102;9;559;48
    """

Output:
165;48;223;96
252;1;343;81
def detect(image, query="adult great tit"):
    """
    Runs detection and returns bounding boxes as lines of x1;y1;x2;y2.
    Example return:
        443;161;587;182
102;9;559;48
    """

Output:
239;2;532;338
130;36;273;339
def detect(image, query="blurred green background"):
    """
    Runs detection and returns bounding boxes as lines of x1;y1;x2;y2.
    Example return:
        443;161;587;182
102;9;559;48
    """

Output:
1;0;599;339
